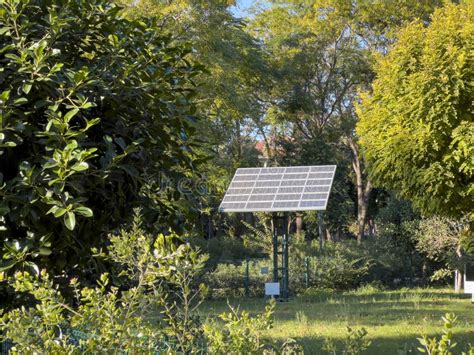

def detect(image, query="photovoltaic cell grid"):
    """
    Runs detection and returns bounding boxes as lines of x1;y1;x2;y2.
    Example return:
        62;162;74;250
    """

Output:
219;165;336;212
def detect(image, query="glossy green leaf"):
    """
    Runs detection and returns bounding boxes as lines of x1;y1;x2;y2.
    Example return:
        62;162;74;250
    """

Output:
25;261;40;275
0;259;16;271
64;211;76;231
38;247;52;256
22;83;32;95
64;108;79;122
53;207;68;218
75;206;93;217
71;161;88;171
13;97;27;105
43;160;58;169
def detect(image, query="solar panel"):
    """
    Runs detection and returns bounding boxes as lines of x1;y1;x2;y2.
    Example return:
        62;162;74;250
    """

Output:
218;165;336;212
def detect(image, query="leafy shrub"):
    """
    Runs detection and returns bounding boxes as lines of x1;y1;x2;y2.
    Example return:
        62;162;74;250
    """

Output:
295;310;309;326
0;221;277;353
279;338;305;354
291;225;431;292
0;0;203;277
190;235;267;265
417;313;474;355
290;240;371;293
0;223;207;352
205;240;372;297
347;282;385;296
322;326;371;354
203;300;275;353
204;229;432;297
201;209;439;297
362;223;425;285
409;217;473;284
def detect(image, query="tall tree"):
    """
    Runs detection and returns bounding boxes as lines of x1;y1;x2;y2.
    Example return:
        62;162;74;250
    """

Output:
250;1;374;242
119;0;269;171
118;0;271;237
251;0;443;242
356;2;473;220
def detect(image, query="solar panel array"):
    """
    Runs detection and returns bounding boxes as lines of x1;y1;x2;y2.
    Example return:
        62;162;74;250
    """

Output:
219;165;336;212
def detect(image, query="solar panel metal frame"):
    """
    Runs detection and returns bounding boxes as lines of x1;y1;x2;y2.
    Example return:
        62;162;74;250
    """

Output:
219;165;336;212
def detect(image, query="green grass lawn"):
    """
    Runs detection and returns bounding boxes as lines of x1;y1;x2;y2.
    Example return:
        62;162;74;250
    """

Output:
200;287;474;354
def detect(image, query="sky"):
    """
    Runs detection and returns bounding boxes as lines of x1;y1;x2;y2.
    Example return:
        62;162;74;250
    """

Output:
229;0;253;17
230;0;269;18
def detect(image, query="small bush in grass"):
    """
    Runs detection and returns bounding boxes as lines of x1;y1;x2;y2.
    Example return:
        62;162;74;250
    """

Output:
203;300;275;353
322;326;371;354
279;338;305;354
417;313;474;355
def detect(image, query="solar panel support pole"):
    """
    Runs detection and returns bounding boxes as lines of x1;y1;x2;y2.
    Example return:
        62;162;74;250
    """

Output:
272;213;289;301
283;227;289;300
272;217;278;286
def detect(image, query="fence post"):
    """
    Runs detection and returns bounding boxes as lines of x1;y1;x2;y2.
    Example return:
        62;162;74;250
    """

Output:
245;256;250;297
305;257;309;288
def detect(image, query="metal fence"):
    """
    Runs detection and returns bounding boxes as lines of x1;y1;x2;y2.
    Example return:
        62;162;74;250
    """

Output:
204;256;314;298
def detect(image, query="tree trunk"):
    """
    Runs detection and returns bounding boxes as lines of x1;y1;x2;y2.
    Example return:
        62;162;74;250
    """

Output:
326;228;333;241
422;261;428;286
454;269;464;293
348;137;372;244
234;213;243;239
286;214;291;235
295;213;303;236
367;219;376;238
454;246;464;293
207;214;214;239
235;119;242;161
216;214;222;239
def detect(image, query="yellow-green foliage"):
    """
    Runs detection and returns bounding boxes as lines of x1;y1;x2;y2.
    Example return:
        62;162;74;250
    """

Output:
417;313;459;355
203;300;275;353
0;220;281;353
356;2;474;219
0;226;209;353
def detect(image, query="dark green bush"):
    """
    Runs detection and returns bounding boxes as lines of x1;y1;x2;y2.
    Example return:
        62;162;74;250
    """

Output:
360;224;426;285
290;240;372;293
0;0;203;277
190;235;266;265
